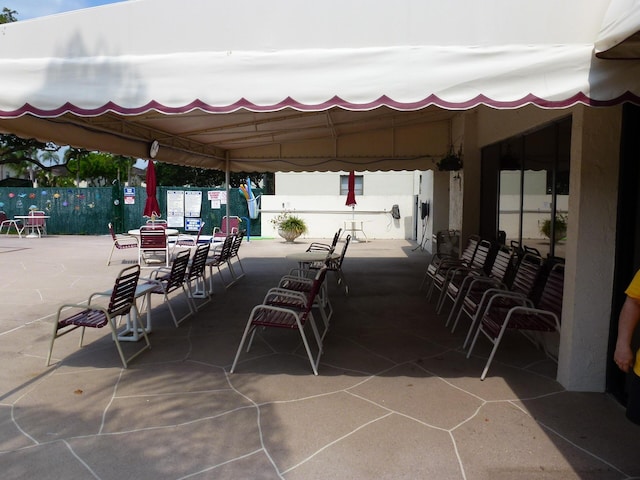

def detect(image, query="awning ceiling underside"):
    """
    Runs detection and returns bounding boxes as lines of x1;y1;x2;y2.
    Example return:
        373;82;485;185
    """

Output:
1;0;640;172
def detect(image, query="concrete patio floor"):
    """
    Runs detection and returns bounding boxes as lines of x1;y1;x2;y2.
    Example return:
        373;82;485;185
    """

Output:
0;234;638;480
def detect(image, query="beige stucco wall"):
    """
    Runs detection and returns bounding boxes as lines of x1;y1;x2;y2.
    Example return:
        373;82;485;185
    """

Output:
459;103;623;391
557;105;621;391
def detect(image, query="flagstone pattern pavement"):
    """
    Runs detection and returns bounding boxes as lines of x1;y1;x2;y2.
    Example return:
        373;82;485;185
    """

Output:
0;235;638;479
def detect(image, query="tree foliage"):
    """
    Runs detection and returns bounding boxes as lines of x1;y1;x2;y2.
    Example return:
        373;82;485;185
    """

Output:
154;162;270;190
0;7;17;23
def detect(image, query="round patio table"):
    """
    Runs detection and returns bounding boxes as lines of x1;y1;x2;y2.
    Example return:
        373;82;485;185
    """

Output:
286;251;339;269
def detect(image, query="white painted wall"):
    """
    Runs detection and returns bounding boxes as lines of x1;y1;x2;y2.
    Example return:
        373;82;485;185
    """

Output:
261;171;419;240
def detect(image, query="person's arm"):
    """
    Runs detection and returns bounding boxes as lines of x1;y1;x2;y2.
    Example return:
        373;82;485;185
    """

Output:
614;296;640;373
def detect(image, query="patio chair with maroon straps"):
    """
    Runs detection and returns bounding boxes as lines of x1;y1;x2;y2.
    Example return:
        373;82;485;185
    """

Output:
139;249;193;327
213;215;240;239
46;264;150;369
439;243;513;320
306;228;341;252
466;262;564;380
107;222;139;265
266;252;334;339
174;222;205;248
206;233;236;290
456;252;545;350
183;243;211;310
230;266;328;376
0;211;23;237
430;238;493;307
138;225;169;267
421;234;481;293
227;230;246;283
24;210;47;237
309;234;351;295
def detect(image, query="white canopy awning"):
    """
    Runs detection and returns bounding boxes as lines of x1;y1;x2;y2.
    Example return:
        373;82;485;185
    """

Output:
1;0;639;171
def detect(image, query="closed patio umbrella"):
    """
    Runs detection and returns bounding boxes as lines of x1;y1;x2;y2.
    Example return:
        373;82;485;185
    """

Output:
345;171;359;241
143;160;161;220
345;171;357;209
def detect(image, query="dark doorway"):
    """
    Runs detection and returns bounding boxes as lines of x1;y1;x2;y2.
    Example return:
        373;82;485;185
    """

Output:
608;103;640;404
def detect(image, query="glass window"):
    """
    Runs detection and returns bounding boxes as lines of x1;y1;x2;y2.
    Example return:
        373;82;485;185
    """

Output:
485;117;571;258
340;174;363;195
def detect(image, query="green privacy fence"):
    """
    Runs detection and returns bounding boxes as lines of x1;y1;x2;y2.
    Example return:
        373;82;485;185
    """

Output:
0;185;262;236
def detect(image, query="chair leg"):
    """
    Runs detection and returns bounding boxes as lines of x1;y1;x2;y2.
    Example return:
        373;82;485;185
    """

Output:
230;317;258;373
107;244;116;266
46;319;61;366
295;315;320;375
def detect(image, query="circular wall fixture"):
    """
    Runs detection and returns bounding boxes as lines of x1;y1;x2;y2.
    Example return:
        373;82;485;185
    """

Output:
149;140;160;158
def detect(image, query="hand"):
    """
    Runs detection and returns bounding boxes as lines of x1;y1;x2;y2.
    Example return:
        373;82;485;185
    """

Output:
614;344;635;373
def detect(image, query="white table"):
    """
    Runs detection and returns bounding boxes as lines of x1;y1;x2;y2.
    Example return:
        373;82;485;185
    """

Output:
343;220;368;242
286;251;339;269
14;215;50;238
96;282;157;342
128;228;179;237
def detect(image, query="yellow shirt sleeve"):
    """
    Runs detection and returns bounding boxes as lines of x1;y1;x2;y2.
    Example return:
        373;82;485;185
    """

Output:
625;270;640;300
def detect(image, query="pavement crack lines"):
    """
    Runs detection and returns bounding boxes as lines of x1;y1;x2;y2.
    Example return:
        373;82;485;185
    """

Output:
280;412;394;476
62;440;101;479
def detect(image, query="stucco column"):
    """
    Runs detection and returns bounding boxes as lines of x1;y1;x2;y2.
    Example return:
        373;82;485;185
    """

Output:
460;111;480;243
557;105;621;391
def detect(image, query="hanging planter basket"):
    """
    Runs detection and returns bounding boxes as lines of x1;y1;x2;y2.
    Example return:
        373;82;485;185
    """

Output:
437;146;463;171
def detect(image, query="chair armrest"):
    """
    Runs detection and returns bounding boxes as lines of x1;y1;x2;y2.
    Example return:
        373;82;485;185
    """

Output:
306;242;331;252
504;305;560;330
116;233;139;243
481;290;533;313
250;303;302;319
56;302;109;320
286;268;316;279
264;288;307;304
279;274;314;286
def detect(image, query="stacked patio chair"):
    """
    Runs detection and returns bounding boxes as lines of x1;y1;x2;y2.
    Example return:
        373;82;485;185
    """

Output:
267;250;335;339
467;262;564;380
107;222;139;265
227;230;246;283
421;234;481;294
306;228;341;252
430;238;494;307
183;243;211;310
206;234;236;290
46;264;150;369
443;244;514;329
231;266;328;375
309;234;351;295
139;249;193;327
455;252;545;350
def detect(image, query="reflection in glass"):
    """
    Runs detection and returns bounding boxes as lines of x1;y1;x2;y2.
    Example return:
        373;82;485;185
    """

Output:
495;118;571;259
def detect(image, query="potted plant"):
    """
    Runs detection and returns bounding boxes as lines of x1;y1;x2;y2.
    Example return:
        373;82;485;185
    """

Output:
437;145;463;171
540;214;567;243
272;211;308;242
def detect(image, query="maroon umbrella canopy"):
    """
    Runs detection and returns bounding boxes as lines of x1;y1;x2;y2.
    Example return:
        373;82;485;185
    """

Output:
345;171;357;207
143;160;161;218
